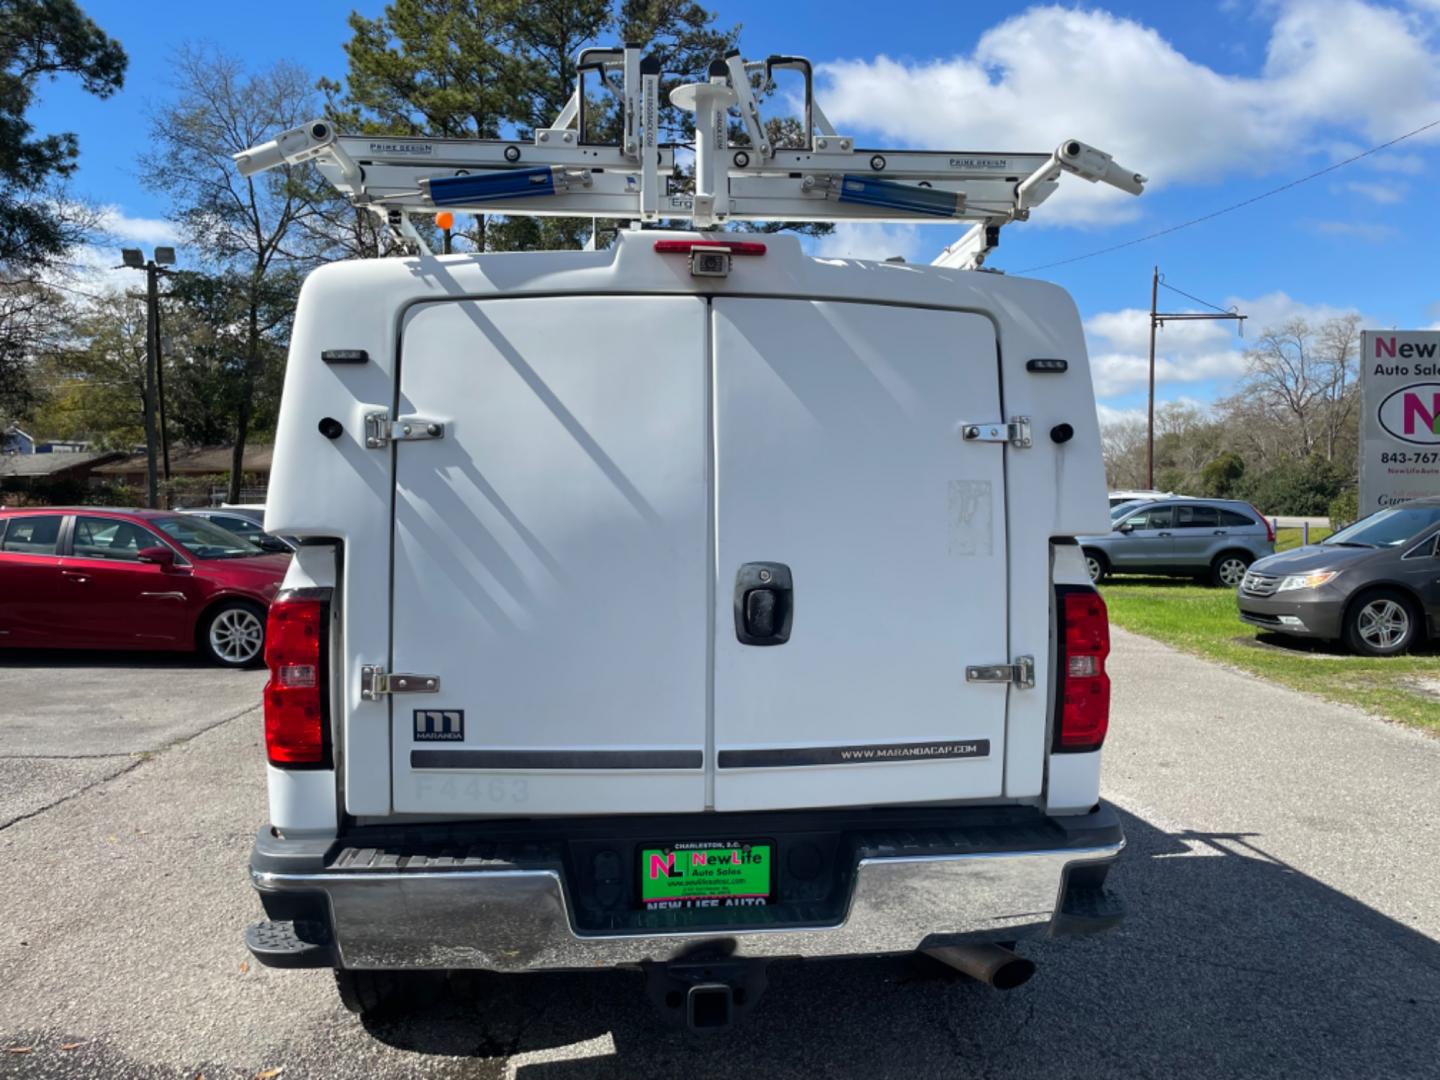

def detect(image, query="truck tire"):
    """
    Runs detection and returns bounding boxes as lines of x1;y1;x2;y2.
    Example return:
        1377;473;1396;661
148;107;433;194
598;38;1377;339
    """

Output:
334;968;435;1018
1343;589;1420;657
1083;550;1109;584
1208;552;1251;589
198;600;267;667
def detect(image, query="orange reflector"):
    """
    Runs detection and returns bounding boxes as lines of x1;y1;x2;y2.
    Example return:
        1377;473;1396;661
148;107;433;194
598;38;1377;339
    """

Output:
435;211;455;230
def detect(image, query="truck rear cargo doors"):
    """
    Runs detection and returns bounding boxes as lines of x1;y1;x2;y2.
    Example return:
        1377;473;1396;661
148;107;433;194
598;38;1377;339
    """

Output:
710;300;1008;811
388;294;1007;816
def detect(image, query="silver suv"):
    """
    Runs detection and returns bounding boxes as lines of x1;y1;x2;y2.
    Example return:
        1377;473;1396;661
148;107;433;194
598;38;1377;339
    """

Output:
1080;499;1275;587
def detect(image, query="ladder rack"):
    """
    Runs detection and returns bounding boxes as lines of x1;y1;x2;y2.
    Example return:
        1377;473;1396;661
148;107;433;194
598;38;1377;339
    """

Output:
234;43;1146;269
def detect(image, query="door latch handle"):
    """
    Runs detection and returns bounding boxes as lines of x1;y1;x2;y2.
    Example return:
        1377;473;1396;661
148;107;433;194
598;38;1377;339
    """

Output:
734;562;793;646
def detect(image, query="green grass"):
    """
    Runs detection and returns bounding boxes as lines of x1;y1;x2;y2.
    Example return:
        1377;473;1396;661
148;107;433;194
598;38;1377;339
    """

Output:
1275;525;1332;552
1101;528;1439;733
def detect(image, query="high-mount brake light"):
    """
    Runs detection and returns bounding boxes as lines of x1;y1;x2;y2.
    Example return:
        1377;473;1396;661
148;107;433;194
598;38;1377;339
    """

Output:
264;596;329;766
654;239;766;279
1055;588;1110;753
652;240;767;255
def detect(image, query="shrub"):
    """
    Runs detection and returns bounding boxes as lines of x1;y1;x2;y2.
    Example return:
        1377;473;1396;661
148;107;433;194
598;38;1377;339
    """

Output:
1238;455;1346;517
1327;489;1358;529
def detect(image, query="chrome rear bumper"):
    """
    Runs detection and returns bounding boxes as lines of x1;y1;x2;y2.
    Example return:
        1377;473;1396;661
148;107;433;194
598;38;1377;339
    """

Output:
251;809;1124;971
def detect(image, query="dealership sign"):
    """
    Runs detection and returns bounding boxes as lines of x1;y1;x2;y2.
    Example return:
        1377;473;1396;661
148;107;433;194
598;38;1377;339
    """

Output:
1360;331;1440;512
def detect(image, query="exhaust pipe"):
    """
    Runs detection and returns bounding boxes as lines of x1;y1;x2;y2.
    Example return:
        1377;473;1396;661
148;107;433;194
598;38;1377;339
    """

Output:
924;944;1036;991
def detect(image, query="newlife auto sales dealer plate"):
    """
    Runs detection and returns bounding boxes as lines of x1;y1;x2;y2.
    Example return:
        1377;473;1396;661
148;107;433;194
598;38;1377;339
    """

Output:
640;840;772;910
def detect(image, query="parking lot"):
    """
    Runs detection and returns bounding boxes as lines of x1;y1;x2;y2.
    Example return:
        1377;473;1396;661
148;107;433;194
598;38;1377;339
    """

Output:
2;631;1439;1079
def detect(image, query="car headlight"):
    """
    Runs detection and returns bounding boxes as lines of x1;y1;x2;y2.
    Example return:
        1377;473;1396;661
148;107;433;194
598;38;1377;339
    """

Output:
1276;570;1338;592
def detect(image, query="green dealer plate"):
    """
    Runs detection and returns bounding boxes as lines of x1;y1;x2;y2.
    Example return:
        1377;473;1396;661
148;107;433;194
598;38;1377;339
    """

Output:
639;841;772;910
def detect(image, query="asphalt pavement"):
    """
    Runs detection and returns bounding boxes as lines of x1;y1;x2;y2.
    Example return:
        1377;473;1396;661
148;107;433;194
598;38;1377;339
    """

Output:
1;631;1438;1079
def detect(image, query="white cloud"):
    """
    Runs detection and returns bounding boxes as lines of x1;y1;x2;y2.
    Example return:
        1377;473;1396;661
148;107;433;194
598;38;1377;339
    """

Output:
1089;349;1249;399
95;206;181;246
1304;219;1400;242
1364;151;1426;175
35;205;184;303
1084;289;1368;400
1339;179;1408;204
811;222;929;262
1096;402;1146;426
815;1;1440;225
1085;307;1238;357
1230;290;1362;329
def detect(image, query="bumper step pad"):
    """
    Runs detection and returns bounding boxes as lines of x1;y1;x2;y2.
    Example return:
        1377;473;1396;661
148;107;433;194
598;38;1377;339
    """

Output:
1053;885;1126;937
245;919;337;969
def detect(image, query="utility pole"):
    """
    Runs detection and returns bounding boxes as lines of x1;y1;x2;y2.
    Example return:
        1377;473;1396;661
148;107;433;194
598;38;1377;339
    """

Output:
1146;267;1247;489
119;247;176;507
154;289;170;480
1147;267;1158;492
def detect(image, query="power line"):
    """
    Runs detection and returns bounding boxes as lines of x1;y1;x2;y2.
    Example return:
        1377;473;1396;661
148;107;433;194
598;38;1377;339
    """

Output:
1159;279;1234;315
1019;116;1440;274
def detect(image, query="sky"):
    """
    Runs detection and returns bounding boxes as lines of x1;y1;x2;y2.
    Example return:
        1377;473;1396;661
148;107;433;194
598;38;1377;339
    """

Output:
28;0;1440;421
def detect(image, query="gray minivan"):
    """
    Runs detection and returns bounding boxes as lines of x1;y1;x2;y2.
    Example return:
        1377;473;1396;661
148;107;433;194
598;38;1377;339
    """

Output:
1080;499;1275;587
1238;498;1440;656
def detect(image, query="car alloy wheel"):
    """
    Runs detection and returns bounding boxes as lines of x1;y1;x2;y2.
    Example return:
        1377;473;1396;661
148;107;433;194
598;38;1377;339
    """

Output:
1085;554;1106;583
1356;598;1410;652
208;606;265;664
1215;556;1248;589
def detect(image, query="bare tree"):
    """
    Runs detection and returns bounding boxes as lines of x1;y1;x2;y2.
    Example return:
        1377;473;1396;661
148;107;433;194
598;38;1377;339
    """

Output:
143;45;324;502
1234;318;1326;457
1316;313;1361;462
1219;315;1362;467
1101;415;1149;489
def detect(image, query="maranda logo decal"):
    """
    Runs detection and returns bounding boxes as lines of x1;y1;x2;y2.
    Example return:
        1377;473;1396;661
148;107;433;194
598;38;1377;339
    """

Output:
1379;383;1440;445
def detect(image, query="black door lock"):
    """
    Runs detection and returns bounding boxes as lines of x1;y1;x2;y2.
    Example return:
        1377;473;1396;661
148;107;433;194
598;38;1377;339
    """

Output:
734;562;794;646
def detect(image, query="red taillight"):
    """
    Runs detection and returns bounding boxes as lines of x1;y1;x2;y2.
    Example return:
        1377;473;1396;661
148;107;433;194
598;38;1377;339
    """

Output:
1057;589;1110;752
264;597;327;766
1249;504;1276;543
652;239;767;256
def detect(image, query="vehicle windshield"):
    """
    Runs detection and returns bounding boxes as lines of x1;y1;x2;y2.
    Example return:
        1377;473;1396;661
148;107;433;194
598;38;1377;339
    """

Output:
153;515;266;559
1110;500;1150;521
1322;505;1440;549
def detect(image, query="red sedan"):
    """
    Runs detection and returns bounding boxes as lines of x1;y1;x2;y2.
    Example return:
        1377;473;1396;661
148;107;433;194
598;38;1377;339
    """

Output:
0;507;290;667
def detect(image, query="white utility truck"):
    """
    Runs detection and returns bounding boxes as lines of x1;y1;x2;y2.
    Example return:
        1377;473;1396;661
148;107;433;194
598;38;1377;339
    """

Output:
238;45;1143;1029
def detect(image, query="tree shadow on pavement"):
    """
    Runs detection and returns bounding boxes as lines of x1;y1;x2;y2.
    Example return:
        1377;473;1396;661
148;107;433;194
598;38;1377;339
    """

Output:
0;648;210;670
358;806;1440;1079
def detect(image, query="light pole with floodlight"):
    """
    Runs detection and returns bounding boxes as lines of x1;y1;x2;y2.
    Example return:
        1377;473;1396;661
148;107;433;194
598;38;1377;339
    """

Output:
119;246;176;507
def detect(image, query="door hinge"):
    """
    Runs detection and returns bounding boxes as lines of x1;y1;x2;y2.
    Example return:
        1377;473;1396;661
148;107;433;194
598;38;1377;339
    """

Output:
965;656;1035;689
360;665;442;701
364;410;446;449
961;417;1032;448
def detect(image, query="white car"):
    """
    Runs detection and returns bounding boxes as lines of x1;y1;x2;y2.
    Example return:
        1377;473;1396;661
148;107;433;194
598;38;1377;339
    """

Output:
1108;488;1170;507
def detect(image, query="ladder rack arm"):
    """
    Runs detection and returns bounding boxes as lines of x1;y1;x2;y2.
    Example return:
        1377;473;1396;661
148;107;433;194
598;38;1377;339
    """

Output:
1017;139;1146;214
